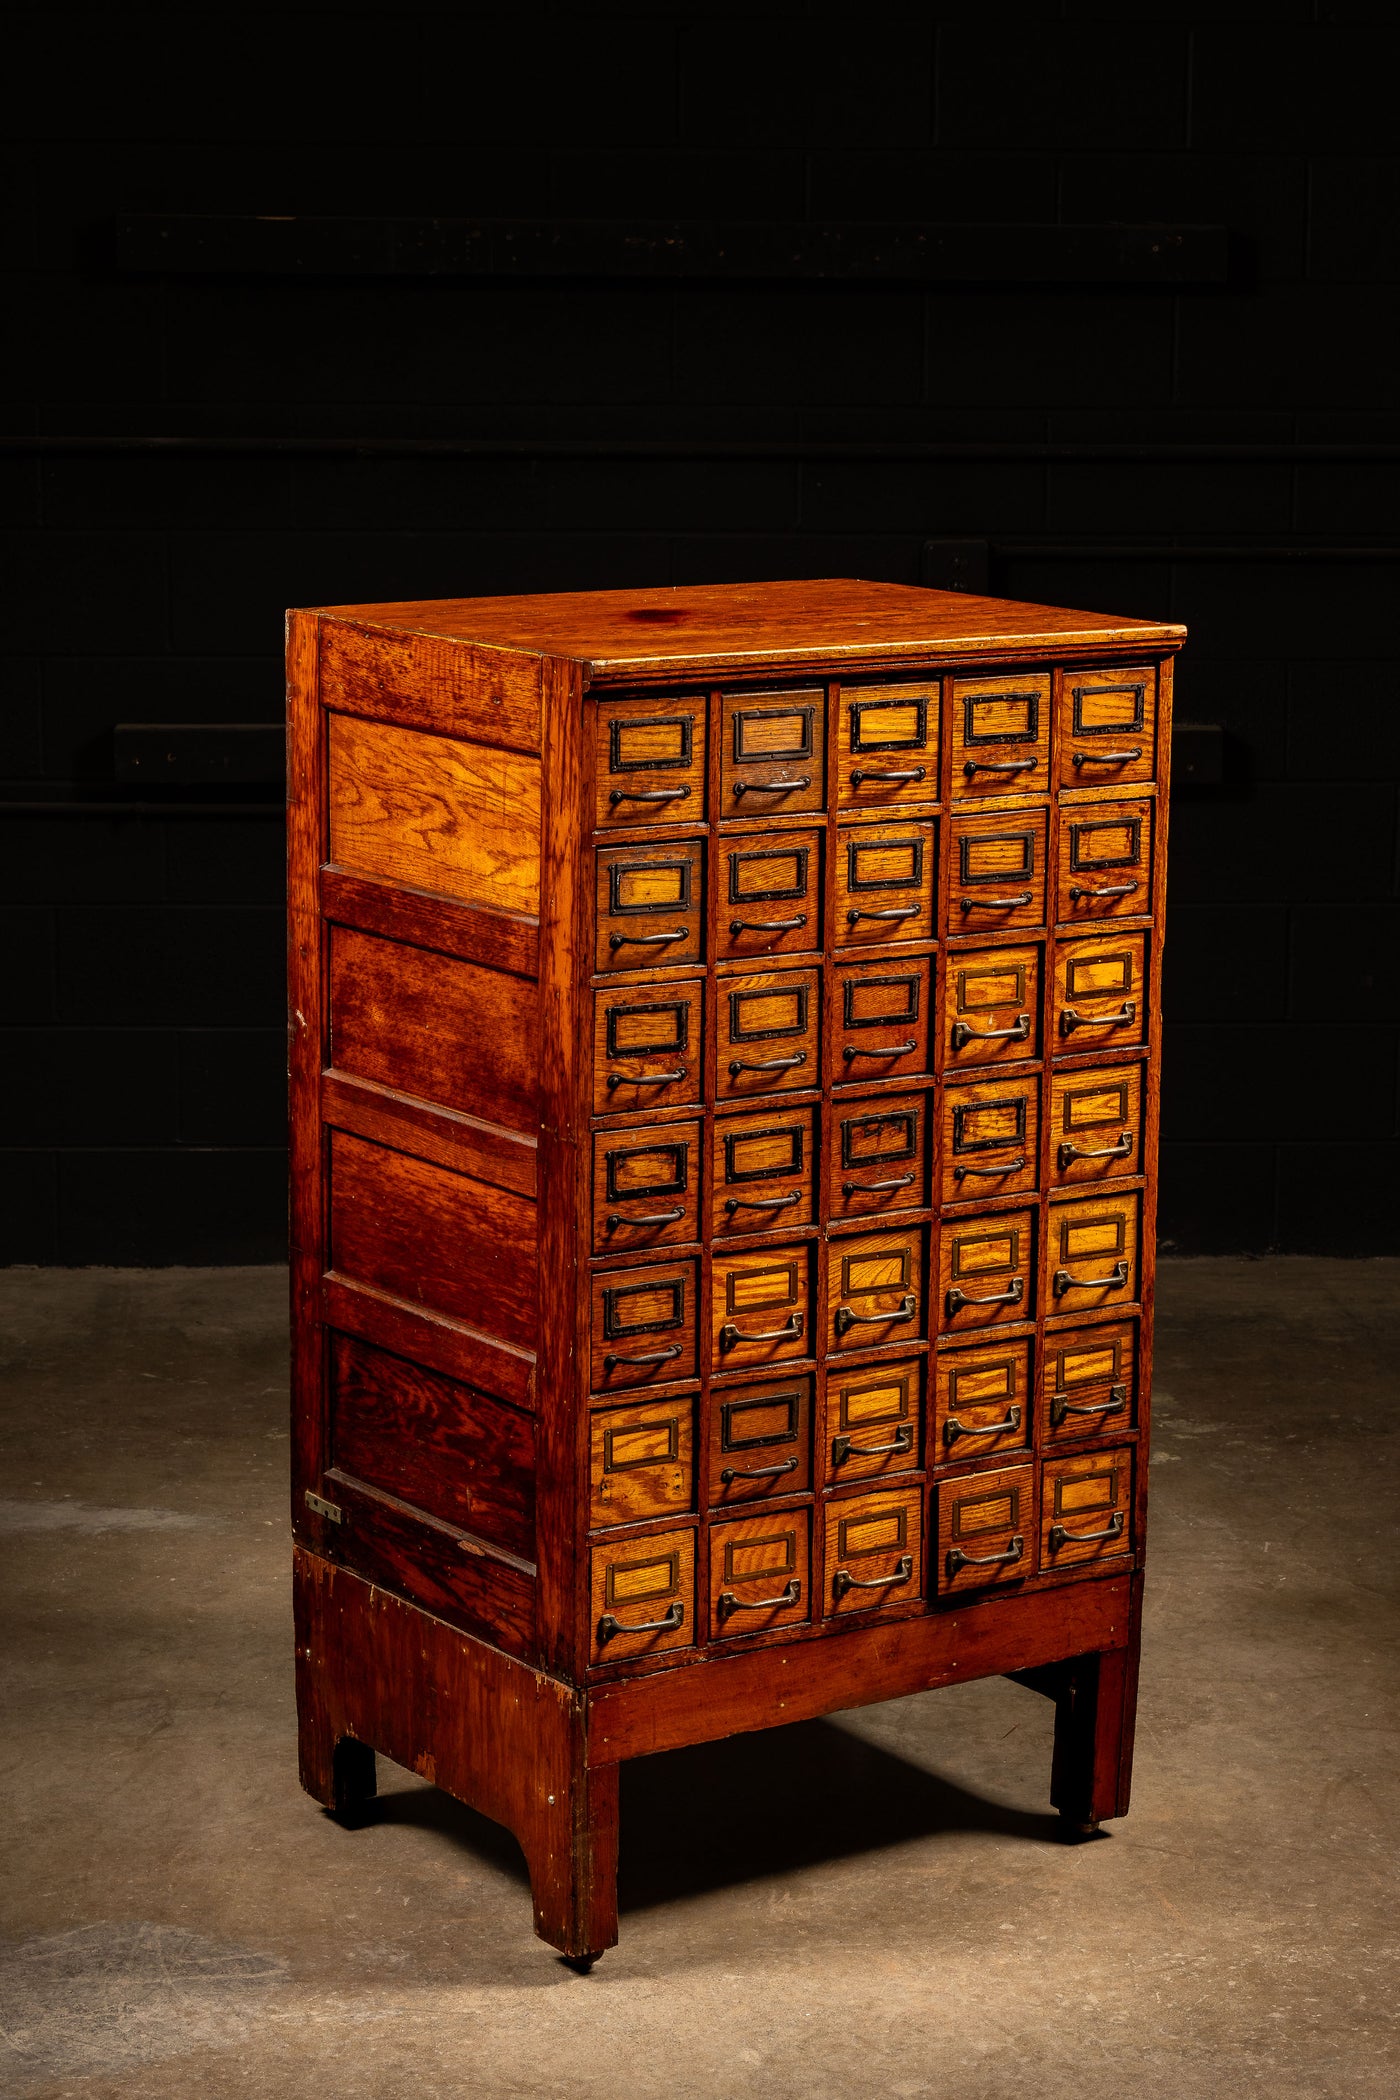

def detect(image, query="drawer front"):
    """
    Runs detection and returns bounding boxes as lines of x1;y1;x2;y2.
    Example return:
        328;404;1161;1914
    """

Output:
835;822;937;947
837;680;940;812
950;671;1050;796
1048;1062;1144;1188
712;1244;811;1368
718;828;822;962
592;1120;701;1254
941;1072;1039;1206
949;808;1048;934
1047;1192;1139;1312
946;945;1040;1069
589;1396;694;1527
826;1357;923;1484
589;1258;698;1395
717;968;820;1103
710;1509;811;1639
1042;1320;1137;1443
592;979;703;1116
712;1105;817;1237
937;1464;1034;1594
831;1092;929;1222
834;958;932;1086
590;1528;695;1664
934;1337;1032;1461
595;694;707;828
1053;931;1147;1051
709;1373;813;1506
721;687;825;815
827;1226;924;1356
938;1208;1034;1332
595;839;704;973
824;1485;923;1616
1057;799;1152;924
1058;665;1156;791
1042;1448;1134;1569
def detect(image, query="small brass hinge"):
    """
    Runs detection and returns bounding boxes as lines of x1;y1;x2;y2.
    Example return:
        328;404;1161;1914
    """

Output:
305;1490;343;1524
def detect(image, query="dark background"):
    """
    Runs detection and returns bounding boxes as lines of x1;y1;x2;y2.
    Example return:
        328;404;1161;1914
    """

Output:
4;3;1398;1264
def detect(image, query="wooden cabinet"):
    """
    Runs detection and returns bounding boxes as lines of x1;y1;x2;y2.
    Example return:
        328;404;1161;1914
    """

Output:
290;577;1180;1966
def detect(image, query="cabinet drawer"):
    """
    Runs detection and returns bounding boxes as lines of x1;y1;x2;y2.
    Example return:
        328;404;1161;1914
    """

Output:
1041;1448;1134;1570
712;1244;811;1368
589;1396;694;1528
823;1485;923;1616
827;1226;924;1356
589;1258;698;1395
834;957;932;1086
1052;932;1147;1051
592;1120;701;1254
1042;1320;1136;1443
592;979;702;1115
834;822;937;947
709;1373;813;1506
1048;1062;1143;1187
590;1528;695;1664
1058;665;1156;791
941;1072;1039;1206
837;680;940;812
946;945;1040;1069
831;1092;930;1221
716;967;819;1103
1057;799;1152;924
721;687;825;814
826;1358;923;1484
937;1464;1033;1594
938;1209;1034;1332
1047;1192;1139;1312
718;828;822;962
709;1509;811;1639
595;839;704;973
949;808;1047;933
594;695;707;828
949;670;1050;796
712;1104;817;1237
934;1337;1032;1461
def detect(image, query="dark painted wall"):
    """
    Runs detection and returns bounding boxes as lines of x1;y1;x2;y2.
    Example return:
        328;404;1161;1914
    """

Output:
4;5;1398;1262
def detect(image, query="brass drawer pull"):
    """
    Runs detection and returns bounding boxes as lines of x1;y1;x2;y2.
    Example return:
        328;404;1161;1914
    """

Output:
832;1424;912;1466
723;1192;801;1215
1068;880;1139;902
729;913;807;935
1049;1511;1125;1551
1072;748;1142;768
603;1343;683;1372
598;1600;684;1644
945;1276;1023;1316
843;1039;917;1061
959;892;1032;912
1050;1381;1127;1427
946;1535;1023;1577
728;1052;806;1075
951;1012;1030;1052
851;766;926;786
945;1406;1021;1446
608;785;692;805
963;758;1037;776
719;1311;804;1353
720;1457;798;1485
847;905;919;924
833;1553;913;1601
732;777;811;799
1058;1130;1133;1170
605;1206;686;1230
609;927;689;949
717;1577;801;1617
606;1067;687;1091
834;1292;916;1337
953;1157;1026;1182
1060;1001;1136;1036
1053;1259;1129;1297
841;1173;916;1195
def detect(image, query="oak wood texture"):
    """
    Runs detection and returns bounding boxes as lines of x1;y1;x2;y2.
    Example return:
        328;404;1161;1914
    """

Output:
711;1242;813;1370
714;967;820;1103
1044;1190;1140;1316
594;693;706;829
941;1070;1040;1206
830;1090;931;1221
934;1337;1033;1462
720;686;825;815
707;1372;813;1506
589;1526;696;1665
592;977;703;1116
591;1118;702;1254
823;1484;924;1616
937;1207;1036;1334
1041;1320;1137;1444
936;1463;1036;1596
711;1101;817;1237
1041;1448;1135;1571
589;1257;699;1396
588;1395;694;1528
1057;663;1157;792
949;670;1051;799
835;677;941;814
1056;798;1153;926
716;826;822;962
825;1356;924;1483
833;955;933;1087
1051;930;1148;1053
594;837;704;972
949;806;1048;936
708;1508;812;1640
826;1226;925;1356
1047;1061;1144;1188
945;945;1041;1070
833;819;937;947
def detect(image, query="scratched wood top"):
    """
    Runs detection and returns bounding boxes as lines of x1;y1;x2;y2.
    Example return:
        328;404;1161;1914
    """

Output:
310;578;1185;685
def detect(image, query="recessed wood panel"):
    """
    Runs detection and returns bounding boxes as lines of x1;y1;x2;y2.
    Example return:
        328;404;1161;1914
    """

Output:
948;807;1047;934
594;694;707;828
589;1396;694;1527
934;1338;1032;1461
946;944;1041;1068
949;670;1050;797
1058;664;1156;790
834;820;937;947
837;679;941;812
823;1485;923;1615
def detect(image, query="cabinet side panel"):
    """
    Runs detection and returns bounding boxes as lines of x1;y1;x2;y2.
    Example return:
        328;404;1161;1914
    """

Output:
288;611;329;1542
319;618;544;755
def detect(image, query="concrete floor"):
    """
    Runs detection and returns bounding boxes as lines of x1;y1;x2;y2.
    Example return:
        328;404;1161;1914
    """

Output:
1;1262;1397;2100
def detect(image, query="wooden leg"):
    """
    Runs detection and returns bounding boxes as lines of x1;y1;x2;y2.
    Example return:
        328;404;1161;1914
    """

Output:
521;1748;619;1969
296;1657;378;1817
1048;1644;1137;1833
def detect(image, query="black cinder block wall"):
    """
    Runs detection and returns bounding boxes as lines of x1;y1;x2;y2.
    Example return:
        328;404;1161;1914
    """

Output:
3;7;1398;1261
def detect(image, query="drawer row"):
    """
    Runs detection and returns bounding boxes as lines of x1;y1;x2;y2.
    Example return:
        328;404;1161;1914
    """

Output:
590;1445;1136;1664
595;665;1160;827
596;803;1154;972
592;1200;1141;1391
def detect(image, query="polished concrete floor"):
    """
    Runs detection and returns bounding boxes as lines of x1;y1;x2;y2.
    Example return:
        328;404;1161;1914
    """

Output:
1;1260;1397;2099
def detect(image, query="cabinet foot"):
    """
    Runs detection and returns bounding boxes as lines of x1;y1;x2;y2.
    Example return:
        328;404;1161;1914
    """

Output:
1049;1645;1136;1828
